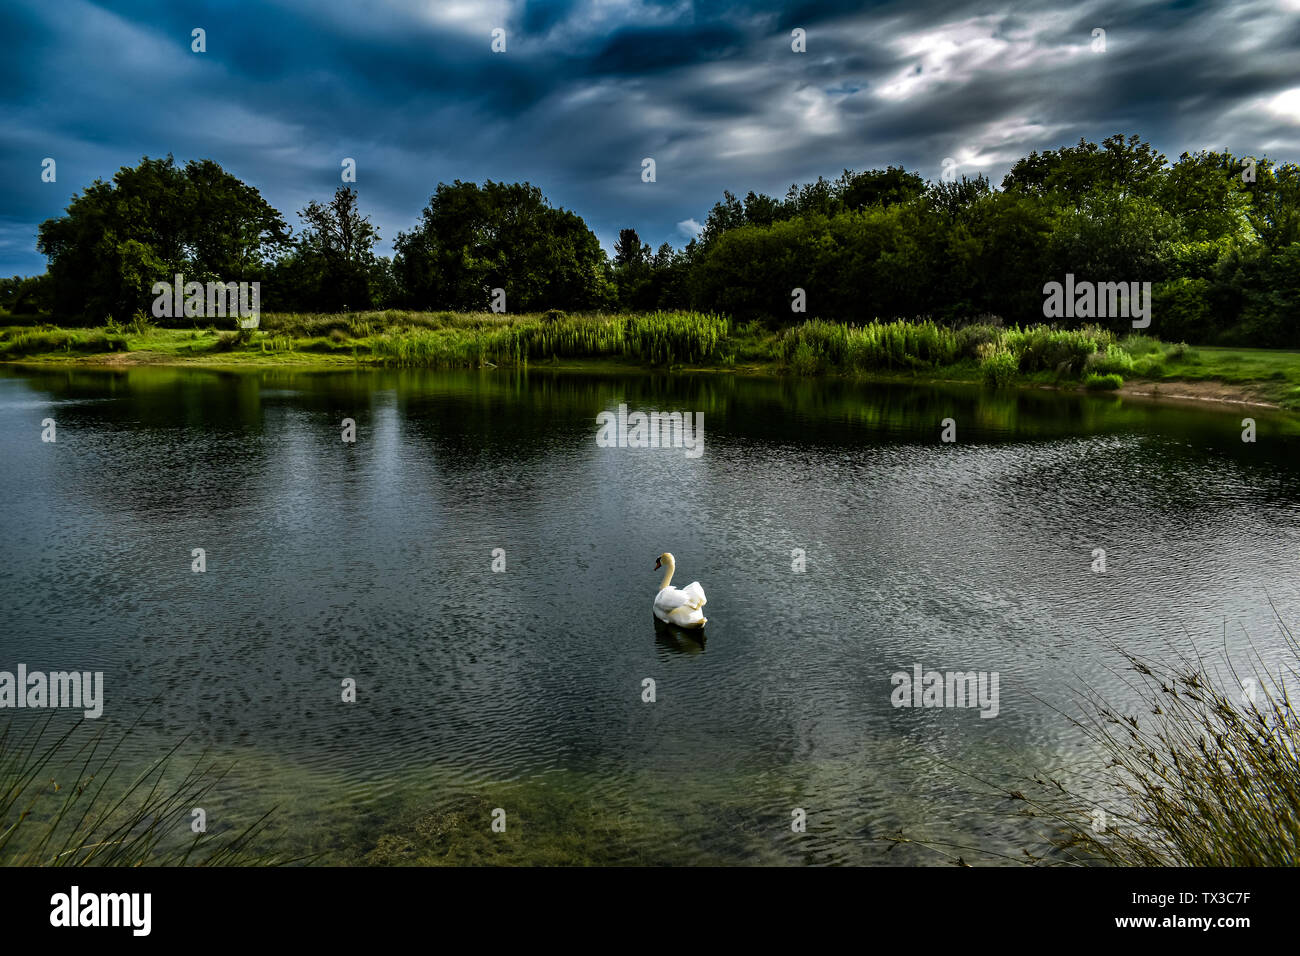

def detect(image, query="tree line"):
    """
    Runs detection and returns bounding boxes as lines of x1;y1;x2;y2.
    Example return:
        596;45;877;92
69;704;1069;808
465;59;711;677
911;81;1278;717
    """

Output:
4;134;1299;346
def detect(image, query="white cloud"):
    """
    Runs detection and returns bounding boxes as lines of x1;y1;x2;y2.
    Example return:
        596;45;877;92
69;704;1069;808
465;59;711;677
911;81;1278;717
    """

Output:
873;11;1098;103
1264;88;1300;125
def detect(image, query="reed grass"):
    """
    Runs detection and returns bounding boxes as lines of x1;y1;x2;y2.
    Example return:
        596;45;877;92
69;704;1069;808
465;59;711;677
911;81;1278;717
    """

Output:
777;319;1123;382
1039;613;1300;865
0;327;129;357
368;311;729;368
1;714;292;866
889;609;1300;866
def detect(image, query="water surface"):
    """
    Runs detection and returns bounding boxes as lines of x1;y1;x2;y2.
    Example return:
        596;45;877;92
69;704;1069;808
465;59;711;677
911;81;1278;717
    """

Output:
2;365;1297;864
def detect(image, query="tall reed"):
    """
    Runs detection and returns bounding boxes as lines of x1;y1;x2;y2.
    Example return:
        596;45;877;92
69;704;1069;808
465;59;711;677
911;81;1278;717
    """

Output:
1;714;292;866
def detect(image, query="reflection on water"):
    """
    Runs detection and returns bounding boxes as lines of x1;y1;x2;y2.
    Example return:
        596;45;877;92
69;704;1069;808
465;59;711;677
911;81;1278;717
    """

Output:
653;617;707;657
1;364;1298;864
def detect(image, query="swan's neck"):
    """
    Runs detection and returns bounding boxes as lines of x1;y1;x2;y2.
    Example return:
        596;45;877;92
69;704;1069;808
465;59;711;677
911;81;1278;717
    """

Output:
658;559;675;591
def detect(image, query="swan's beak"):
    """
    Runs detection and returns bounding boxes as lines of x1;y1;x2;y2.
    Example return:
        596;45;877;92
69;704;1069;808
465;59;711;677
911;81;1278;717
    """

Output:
654;558;661;570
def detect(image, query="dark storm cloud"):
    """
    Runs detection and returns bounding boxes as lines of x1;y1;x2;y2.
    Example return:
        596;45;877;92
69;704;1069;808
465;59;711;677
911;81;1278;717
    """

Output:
1;0;1298;275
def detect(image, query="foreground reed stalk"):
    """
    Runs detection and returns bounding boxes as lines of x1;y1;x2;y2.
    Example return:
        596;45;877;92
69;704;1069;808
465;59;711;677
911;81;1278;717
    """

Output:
0;713;289;866
890;610;1299;866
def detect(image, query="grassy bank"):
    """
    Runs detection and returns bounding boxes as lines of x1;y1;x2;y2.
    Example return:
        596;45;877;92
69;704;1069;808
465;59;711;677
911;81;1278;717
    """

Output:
3;310;1298;409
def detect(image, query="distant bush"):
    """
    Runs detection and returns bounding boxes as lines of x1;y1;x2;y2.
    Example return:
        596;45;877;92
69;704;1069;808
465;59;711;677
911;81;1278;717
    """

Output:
1152;277;1217;345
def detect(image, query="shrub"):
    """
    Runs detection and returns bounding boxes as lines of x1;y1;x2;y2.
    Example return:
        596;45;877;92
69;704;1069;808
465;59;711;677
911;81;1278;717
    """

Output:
1085;343;1135;375
1083;372;1123;390
1004;325;1112;375
956;323;1001;360
787;340;822;375
980;347;1019;387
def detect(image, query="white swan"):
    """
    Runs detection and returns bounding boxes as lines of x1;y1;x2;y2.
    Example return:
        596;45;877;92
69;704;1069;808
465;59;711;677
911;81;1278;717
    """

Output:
652;552;707;628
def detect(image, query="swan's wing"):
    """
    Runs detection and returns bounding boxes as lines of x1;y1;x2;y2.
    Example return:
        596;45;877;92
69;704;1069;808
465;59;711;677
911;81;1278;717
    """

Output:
680;581;707;608
654;587;691;611
656;583;706;612
654;587;687;612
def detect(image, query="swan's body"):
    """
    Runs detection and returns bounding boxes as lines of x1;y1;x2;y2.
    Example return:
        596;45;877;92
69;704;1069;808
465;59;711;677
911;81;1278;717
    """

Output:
653;552;707;628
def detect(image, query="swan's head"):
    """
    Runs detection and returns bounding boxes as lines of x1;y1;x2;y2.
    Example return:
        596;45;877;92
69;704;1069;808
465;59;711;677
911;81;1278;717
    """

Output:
654;552;675;571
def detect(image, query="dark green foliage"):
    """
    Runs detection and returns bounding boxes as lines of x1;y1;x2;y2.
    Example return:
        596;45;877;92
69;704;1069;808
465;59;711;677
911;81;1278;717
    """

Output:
0;273;51;315
1001;133;1168;201
263;187;385;313
36;156;289;323
16;135;1300;348
392;180;610;312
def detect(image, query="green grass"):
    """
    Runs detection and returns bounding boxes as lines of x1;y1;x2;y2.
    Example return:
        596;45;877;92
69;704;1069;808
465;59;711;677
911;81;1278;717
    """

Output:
0;326;131;357
1083;372;1124;390
1136;345;1300;407
4;312;1300;408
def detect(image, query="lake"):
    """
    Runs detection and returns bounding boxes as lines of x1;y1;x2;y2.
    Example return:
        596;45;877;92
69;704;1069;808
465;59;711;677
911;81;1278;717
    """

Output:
2;364;1298;865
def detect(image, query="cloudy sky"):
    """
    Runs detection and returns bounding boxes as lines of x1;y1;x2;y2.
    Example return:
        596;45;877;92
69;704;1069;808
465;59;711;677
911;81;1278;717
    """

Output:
3;0;1299;276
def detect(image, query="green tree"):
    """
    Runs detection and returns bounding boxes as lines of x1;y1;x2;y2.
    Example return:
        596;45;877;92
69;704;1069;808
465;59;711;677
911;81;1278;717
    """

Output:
1158;150;1252;244
275;186;382;311
394;180;608;311
838;166;926;210
36;155;287;322
1002;134;1167;201
1244;160;1300;250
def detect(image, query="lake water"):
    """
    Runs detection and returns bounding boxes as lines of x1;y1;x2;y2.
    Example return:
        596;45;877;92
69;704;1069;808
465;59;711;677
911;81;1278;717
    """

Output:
2;364;1298;865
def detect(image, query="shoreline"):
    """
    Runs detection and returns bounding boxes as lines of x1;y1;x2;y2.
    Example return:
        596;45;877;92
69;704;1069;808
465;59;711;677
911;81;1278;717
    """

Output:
3;349;1287;412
